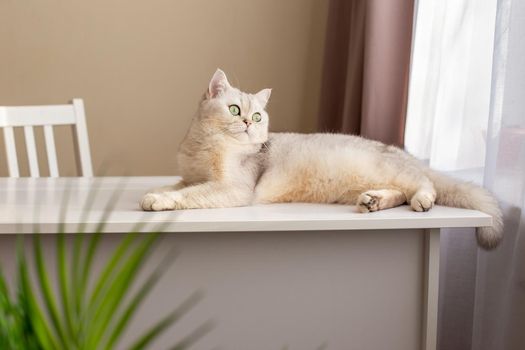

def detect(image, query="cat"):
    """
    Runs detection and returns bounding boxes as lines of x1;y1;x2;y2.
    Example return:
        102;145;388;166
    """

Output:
140;69;503;250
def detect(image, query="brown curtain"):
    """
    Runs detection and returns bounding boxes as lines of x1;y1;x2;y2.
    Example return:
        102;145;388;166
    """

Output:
318;0;415;147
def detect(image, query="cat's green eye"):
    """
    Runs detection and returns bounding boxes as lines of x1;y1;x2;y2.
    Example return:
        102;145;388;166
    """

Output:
229;104;241;116
252;112;262;122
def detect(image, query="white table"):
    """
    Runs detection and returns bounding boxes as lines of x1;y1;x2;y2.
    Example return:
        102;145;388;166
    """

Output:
0;177;491;350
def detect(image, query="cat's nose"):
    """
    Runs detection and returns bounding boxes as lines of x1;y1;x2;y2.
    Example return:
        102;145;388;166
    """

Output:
243;119;252;127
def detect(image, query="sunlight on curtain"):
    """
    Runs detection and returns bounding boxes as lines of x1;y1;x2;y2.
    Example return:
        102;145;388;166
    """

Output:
406;0;498;171
406;4;499;348
407;0;525;349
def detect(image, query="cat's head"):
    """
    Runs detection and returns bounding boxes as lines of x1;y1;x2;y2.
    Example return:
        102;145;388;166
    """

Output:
198;69;271;145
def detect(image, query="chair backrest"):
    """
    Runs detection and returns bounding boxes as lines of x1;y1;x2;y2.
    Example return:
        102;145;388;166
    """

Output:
0;99;93;177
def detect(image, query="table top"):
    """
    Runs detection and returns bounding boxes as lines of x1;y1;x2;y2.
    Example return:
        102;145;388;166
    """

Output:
0;177;492;234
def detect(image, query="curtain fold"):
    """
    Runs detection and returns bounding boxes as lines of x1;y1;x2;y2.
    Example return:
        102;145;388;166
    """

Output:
406;0;525;349
405;2;500;348
404;0;498;171
318;0;414;147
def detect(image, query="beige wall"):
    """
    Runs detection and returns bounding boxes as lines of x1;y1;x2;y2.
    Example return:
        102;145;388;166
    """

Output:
0;0;328;176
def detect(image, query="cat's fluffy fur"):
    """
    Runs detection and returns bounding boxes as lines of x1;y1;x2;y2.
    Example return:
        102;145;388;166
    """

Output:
141;69;503;250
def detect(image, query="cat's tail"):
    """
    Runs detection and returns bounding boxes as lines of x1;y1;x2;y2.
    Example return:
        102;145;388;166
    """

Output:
426;170;503;250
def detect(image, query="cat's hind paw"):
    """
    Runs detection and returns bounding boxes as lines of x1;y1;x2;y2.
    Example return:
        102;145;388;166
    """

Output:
140;193;177;211
410;191;434;212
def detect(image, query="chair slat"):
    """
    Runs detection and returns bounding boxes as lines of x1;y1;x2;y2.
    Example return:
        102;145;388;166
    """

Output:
43;125;59;177
23;126;40;177
3;126;20;178
72;99;93;177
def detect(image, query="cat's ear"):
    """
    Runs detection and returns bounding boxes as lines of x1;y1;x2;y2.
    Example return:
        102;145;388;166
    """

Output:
207;69;231;99
255;88;272;108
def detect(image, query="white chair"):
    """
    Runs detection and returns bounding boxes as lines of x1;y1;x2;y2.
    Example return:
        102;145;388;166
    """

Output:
0;99;93;177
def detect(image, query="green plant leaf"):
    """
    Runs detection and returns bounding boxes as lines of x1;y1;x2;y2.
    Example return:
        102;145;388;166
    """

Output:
128;291;206;350
33;234;68;349
71;177;104;320
0;266;9;298
88;232;138;308
79;185;126;305
85;233;160;349
17;238;59;350
168;320;215;350
57;232;76;345
1;181;207;350
54;185;76;345
0;266;16;349
102;249;179;350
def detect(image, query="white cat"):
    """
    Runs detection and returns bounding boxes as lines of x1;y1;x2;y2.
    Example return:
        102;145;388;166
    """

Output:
141;69;503;249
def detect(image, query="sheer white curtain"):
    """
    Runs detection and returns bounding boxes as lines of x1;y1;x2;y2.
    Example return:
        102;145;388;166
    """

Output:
406;0;498;172
406;0;525;349
472;0;525;349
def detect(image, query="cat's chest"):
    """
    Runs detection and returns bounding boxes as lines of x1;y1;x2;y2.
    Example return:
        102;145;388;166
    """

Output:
221;152;259;180
194;146;255;182
180;138;262;184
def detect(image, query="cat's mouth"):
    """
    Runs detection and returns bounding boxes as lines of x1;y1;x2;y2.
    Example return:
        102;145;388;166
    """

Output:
229;124;249;134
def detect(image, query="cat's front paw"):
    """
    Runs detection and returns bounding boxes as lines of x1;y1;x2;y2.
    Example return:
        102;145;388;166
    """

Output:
140;193;176;211
357;192;380;213
410;191;434;212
